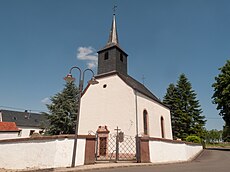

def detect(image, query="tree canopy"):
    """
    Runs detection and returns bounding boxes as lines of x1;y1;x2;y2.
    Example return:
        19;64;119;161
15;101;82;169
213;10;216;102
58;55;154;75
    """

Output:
212;60;230;141
204;129;222;144
163;74;206;139
45;82;79;135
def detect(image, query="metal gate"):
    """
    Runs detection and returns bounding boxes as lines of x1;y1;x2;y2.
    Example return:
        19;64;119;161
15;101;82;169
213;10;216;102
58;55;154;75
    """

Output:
96;133;136;162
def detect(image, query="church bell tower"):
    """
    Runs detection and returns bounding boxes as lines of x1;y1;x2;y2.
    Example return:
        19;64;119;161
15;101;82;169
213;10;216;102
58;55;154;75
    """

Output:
97;14;128;75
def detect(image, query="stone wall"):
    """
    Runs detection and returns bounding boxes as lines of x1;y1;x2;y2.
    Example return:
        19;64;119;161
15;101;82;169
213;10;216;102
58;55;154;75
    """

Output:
138;137;203;163
0;135;96;170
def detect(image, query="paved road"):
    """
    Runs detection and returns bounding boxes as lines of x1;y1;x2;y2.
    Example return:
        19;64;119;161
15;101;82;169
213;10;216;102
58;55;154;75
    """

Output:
92;148;230;172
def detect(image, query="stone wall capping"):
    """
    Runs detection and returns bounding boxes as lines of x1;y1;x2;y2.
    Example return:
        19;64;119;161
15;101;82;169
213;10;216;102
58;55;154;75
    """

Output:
0;134;96;143
144;137;202;146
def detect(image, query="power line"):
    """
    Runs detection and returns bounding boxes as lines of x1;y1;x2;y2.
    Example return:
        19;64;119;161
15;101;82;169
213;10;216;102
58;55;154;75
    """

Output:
206;117;223;120
0;105;48;113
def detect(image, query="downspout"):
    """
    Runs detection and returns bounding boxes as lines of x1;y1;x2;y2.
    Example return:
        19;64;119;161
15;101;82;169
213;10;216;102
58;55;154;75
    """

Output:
134;89;140;162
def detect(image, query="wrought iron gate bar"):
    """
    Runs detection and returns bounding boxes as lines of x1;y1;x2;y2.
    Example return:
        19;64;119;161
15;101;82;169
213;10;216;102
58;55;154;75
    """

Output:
96;134;136;162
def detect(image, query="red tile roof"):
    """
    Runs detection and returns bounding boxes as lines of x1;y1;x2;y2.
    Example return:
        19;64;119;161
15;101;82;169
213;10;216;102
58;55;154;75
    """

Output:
0;122;20;131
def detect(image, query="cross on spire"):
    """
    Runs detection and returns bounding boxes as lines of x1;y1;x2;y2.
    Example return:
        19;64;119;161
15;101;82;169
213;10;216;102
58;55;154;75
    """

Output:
113;5;117;15
107;7;119;45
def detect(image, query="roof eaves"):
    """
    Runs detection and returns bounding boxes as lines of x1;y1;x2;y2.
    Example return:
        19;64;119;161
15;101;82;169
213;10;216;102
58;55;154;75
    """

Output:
117;74;169;109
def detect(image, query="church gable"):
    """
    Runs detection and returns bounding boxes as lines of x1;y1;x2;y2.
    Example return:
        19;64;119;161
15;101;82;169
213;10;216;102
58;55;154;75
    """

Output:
79;73;137;135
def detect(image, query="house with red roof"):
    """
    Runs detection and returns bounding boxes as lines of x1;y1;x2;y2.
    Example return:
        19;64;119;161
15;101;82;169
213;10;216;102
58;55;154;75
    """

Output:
0;109;48;139
0;122;21;140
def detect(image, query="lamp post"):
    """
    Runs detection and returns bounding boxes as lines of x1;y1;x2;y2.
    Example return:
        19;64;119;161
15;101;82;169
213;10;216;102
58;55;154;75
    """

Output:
64;66;99;167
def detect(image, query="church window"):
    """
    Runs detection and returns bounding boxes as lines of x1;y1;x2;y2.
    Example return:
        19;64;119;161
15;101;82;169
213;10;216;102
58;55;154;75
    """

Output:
104;52;109;60
161;116;165;138
143;110;148;135
120;53;123;62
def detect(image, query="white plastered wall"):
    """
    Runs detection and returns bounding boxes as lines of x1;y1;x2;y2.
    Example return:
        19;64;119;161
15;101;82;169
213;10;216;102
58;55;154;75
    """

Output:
136;92;173;139
0;132;19;140
79;74;172;139
18;126;43;137
149;140;203;163
0;138;86;169
79;75;136;136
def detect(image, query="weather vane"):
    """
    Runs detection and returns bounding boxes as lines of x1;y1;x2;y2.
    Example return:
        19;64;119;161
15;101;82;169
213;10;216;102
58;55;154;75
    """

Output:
113;5;117;15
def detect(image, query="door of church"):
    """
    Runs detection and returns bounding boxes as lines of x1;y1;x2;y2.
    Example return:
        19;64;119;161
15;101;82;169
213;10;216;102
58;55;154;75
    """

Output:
99;137;107;156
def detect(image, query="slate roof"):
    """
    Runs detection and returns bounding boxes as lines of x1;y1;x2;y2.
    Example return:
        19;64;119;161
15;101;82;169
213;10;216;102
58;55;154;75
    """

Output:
0;122;20;131
0;110;48;128
95;71;169;109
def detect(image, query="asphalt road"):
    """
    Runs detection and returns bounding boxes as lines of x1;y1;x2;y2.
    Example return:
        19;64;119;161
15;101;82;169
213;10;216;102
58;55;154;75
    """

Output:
92;148;230;172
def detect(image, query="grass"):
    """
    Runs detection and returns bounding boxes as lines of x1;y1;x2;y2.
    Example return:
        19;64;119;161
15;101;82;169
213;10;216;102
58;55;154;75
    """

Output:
205;142;230;148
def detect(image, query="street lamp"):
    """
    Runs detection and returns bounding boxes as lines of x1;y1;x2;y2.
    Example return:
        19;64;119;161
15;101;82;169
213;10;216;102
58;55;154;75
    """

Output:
64;66;99;167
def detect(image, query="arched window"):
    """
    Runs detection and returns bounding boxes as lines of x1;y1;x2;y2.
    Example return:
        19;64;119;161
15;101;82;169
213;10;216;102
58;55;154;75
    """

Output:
143;110;148;135
161;116;165;138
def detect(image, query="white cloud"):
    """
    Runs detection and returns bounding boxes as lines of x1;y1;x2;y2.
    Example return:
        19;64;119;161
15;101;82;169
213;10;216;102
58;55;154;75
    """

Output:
41;97;50;104
77;46;98;69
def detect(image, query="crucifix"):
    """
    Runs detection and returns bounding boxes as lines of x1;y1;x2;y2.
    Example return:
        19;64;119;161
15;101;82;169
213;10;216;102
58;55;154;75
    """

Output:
114;126;121;162
113;5;117;15
114;126;121;138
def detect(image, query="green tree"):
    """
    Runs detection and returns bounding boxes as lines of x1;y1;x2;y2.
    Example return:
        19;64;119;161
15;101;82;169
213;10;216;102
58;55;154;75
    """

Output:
185;135;201;143
45;82;79;135
205;129;223;143
163;74;206;139
212;60;230;141
163;83;182;138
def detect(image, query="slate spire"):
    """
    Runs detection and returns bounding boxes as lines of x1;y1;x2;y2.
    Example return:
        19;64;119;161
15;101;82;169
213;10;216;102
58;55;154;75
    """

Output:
107;14;119;45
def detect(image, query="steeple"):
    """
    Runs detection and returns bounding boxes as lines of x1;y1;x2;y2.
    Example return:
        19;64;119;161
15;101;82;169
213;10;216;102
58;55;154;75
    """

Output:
107;14;119;45
97;13;128;75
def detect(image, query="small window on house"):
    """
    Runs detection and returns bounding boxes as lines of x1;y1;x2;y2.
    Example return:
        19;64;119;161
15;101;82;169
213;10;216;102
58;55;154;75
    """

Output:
29;130;35;136
161;116;165;138
103;84;107;88
143;110;148;135
13;116;17;120
104;52;109;60
120;53;123;62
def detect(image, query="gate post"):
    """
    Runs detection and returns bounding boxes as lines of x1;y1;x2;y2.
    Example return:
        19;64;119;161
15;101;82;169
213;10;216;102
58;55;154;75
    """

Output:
139;137;150;163
136;136;141;162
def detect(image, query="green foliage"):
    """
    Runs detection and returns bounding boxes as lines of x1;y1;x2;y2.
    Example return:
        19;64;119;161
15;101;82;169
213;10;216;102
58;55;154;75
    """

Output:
45;82;79;135
163;74;206;139
204;129;223;143
222;125;230;142
185;135;201;143
212;60;230;139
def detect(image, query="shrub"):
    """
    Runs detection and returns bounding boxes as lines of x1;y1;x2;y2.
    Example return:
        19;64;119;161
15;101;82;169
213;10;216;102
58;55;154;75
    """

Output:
185;135;201;143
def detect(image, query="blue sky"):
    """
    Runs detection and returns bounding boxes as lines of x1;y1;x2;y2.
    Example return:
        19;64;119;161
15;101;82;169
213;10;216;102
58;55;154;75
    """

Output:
0;0;229;130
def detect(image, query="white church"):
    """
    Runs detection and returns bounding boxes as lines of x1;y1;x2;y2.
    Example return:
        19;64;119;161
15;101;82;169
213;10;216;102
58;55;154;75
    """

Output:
78;14;173;144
